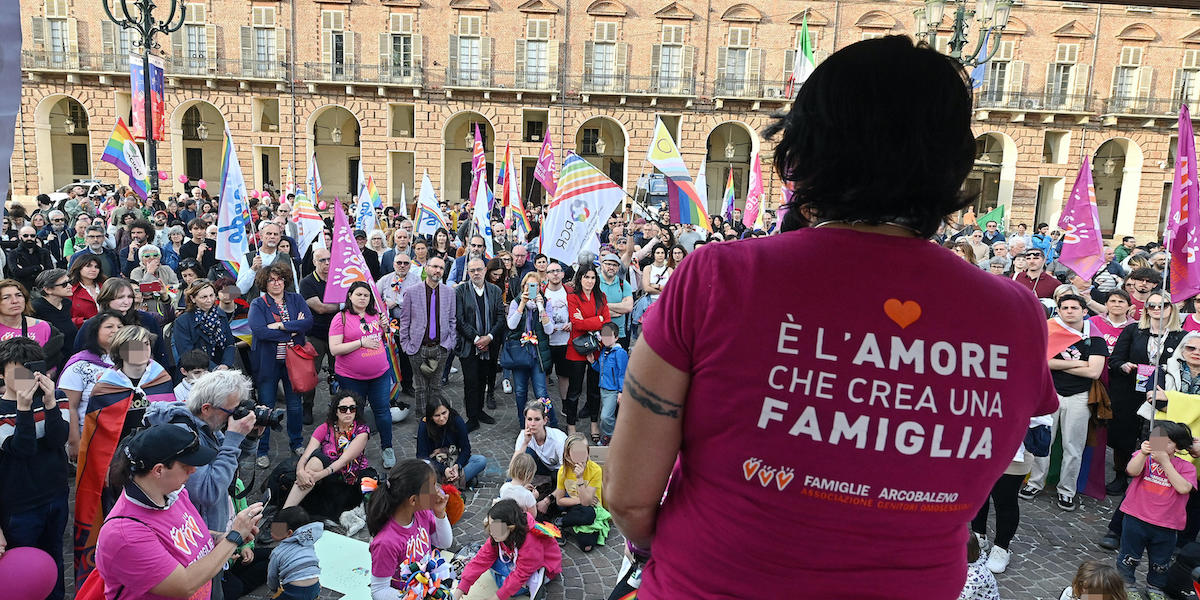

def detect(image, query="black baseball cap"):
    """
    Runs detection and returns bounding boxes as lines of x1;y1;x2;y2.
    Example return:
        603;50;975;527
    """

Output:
126;424;217;469
353;229;367;239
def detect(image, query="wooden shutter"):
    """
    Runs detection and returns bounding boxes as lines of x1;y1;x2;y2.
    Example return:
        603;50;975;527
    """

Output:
322;30;332;76
1006;60;1025;102
748;48;763;88
448;34;459;84
514;39;527;88
681;45;695;93
1070;64;1090;109
411;34;422;83
275;27;286;69
206;25;217;71
1044;63;1055;98
30;17;46;51
344;31;356;73
480;37;492;86
615;42;627;91
1136;66;1154;109
67;18;79;68
241;25;253;76
650;44;661;90
548;40;559;86
101;21;116;56
715;47;728;93
783;49;795;81
170;29;184;61
582;40;594;86
380;33;392;77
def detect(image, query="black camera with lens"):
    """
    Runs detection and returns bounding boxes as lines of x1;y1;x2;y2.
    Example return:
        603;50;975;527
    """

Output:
230;401;285;430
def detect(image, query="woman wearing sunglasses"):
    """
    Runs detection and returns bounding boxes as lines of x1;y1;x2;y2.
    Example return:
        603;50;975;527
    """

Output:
329;281;395;469
32;269;77;354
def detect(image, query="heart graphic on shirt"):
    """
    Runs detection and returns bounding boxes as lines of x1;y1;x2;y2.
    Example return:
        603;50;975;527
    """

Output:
775;468;795;491
742;458;761;481
758;466;777;487
883;299;922;329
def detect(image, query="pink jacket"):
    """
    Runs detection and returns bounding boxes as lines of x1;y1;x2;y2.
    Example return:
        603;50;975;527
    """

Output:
457;513;563;600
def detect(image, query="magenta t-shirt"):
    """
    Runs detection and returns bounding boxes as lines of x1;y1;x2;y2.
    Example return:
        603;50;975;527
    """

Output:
369;510;438;589
637;228;1059;599
0;319;51;345
96;488;214;600
1120;452;1197;530
330;312;390;379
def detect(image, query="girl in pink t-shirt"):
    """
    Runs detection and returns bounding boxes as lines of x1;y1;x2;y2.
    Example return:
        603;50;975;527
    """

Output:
1117;421;1197;594
367;459;453;599
453;499;563;600
330;281;395;466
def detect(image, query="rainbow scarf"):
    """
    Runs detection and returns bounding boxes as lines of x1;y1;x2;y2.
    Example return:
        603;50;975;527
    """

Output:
73;361;174;581
100;118;150;201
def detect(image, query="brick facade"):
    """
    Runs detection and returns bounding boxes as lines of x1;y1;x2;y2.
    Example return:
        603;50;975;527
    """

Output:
13;0;1200;239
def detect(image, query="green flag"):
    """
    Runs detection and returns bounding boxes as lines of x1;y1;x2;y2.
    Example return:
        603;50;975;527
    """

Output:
977;205;1006;231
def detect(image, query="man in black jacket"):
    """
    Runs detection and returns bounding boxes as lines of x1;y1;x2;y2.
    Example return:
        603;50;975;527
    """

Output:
6;226;56;292
454;257;504;431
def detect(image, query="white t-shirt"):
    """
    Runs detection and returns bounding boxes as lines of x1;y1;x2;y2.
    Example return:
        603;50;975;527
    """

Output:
543;286;570;347
514;427;567;471
59;355;114;428
498;481;537;513
174;380;194;403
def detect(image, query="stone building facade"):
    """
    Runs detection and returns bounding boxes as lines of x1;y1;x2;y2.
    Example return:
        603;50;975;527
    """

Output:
12;0;1200;239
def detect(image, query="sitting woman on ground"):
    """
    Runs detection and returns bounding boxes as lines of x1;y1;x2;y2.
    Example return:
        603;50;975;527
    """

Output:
550;433;609;552
280;390;375;532
416;398;488;491
514;403;566;505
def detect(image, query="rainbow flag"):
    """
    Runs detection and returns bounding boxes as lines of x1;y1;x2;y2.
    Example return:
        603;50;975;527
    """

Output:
646;117;710;231
721;168;735;223
100;118;150;201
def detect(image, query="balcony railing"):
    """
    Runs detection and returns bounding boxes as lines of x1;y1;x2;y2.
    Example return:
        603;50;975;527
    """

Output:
166;56;215;77
24;51;108;72
443;68;559;92
580;73;627;94
1101;96;1200;117
713;77;790;100
975;91;1096;113
301;63;423;86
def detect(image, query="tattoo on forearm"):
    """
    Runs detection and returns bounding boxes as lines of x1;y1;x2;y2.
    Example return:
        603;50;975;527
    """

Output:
625;373;683;419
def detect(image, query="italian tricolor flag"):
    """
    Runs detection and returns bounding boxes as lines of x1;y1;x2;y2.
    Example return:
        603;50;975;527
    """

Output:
786;15;817;98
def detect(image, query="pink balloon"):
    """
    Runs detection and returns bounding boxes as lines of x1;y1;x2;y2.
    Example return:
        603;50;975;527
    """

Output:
197;179;207;190
249;191;259;199
0;547;58;600
158;171;169;181
178;174;188;184
317;200;328;210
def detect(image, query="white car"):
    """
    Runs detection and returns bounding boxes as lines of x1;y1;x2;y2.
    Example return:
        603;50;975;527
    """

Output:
47;180;115;205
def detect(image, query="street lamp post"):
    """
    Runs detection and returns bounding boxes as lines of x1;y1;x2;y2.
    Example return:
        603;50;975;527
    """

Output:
913;0;1013;67
102;0;185;196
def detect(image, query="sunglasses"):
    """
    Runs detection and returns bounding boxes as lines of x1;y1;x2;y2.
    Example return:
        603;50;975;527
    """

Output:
50;281;70;289
337;404;357;413
1024;252;1043;258
1147;303;1167;310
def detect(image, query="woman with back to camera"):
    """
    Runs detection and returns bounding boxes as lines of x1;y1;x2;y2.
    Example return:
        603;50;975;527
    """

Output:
605;36;1059;599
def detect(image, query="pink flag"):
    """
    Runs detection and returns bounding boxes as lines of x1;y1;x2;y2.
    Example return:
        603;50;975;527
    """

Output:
1168;105;1200;301
742;152;764;228
323;198;374;304
1056;157;1105;280
534;130;557;197
467;124;487;208
773;185;793;234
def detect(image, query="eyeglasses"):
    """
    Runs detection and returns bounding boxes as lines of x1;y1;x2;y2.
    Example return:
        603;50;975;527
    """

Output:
51;280;70;289
337;404;357;413
19;235;36;240
1147;303;1167;310
1024;252;1043;258
316;258;331;264
1185;346;1200;353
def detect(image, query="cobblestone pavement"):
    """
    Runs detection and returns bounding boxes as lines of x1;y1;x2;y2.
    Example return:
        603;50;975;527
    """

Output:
62;369;1141;599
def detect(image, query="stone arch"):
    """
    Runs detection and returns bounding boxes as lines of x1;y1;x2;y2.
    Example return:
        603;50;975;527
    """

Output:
855;10;897;30
702;121;759;217
968;131;1018;223
720;3;762;23
585;0;627;17
441;111;495;205
1093;137;1144;237
167;99;227;194
574;115;629;188
1116;23;1158;42
306;104;363;200
34;94;92;193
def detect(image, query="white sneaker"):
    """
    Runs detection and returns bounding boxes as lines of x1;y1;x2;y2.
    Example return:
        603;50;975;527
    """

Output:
382;447;396;469
985;545;1010;574
502;379;513;393
450;366;459;374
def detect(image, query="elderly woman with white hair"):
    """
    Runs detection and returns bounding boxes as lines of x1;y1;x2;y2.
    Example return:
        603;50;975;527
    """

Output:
130;243;180;322
161;224;186;271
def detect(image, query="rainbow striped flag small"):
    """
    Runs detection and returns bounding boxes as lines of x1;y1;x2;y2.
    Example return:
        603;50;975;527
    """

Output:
646;118;710;231
100;118;150;200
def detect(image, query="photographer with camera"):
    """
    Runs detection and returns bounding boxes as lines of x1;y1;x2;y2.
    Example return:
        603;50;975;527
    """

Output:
144;369;264;600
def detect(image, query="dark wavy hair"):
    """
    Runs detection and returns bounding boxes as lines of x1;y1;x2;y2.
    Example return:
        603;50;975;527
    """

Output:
764;36;975;238
325;389;368;432
571;263;608;312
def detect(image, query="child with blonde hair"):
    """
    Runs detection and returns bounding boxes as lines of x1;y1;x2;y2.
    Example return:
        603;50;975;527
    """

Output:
499;453;539;516
552;433;609;552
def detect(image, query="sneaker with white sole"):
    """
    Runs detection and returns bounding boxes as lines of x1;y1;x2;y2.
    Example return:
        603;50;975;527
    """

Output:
383;447;396;469
974;532;991;555
985;546;1011;574
1017;484;1041;500
1057;493;1077;512
255;456;270;469
451;366;459;374
502;379;513;394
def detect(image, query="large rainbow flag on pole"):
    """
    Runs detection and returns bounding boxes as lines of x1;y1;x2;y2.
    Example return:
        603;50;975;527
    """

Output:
100;118;151;201
646;117;711;231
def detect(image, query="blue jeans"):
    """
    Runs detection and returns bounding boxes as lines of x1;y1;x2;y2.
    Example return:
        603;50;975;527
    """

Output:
511;363;554;427
1118;514;1176;590
600;389;619;437
3;491;68;600
277;582;320;600
258;360;303;456
461;453;487;485
338;373;394;449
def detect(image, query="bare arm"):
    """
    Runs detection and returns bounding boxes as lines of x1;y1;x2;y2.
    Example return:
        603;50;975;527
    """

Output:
306;295;340;315
607;341;689;549
1153;451;1195;494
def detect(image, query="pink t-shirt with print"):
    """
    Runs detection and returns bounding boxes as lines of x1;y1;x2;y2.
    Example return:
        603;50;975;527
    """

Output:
1120;452;1197;530
96;488;214;600
329;312;390;379
369;510;438;590
0;319;51;345
637;228;1059;600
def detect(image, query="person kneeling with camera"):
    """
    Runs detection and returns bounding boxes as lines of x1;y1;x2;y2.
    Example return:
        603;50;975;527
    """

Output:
144;369;268;600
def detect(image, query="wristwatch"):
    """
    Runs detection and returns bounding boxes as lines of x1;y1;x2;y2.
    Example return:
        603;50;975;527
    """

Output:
225;530;244;547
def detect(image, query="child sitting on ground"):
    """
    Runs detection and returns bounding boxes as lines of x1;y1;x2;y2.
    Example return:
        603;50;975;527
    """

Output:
1060;560;1128;600
453;499;562;600
588;322;628;446
958;533;998;600
552;433;610;552
499;453;540;516
173;349;210;402
1117;421;1195;598
267;506;323;600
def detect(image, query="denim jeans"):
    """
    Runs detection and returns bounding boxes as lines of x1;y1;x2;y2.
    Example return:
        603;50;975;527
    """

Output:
600;389;619;437
338;373;394;449
3;491;68;600
462;453;487;484
276;582;320;600
1117;514;1176;590
258;359;304;456
511;363;554;427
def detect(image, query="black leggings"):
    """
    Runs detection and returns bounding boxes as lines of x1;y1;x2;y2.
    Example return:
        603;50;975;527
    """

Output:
564;360;601;426
971;472;1024;550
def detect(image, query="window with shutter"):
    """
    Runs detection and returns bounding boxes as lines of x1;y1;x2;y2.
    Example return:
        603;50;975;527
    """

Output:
253;7;276;27
391;14;413;34
1185;50;1200;70
1056;43;1079;64
728;27;750;48
44;0;67;18
185;3;205;24
459;16;482;36
996;40;1014;62
595;22;617;43
662;25;685;45
527;19;549;40
1120;47;1143;67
